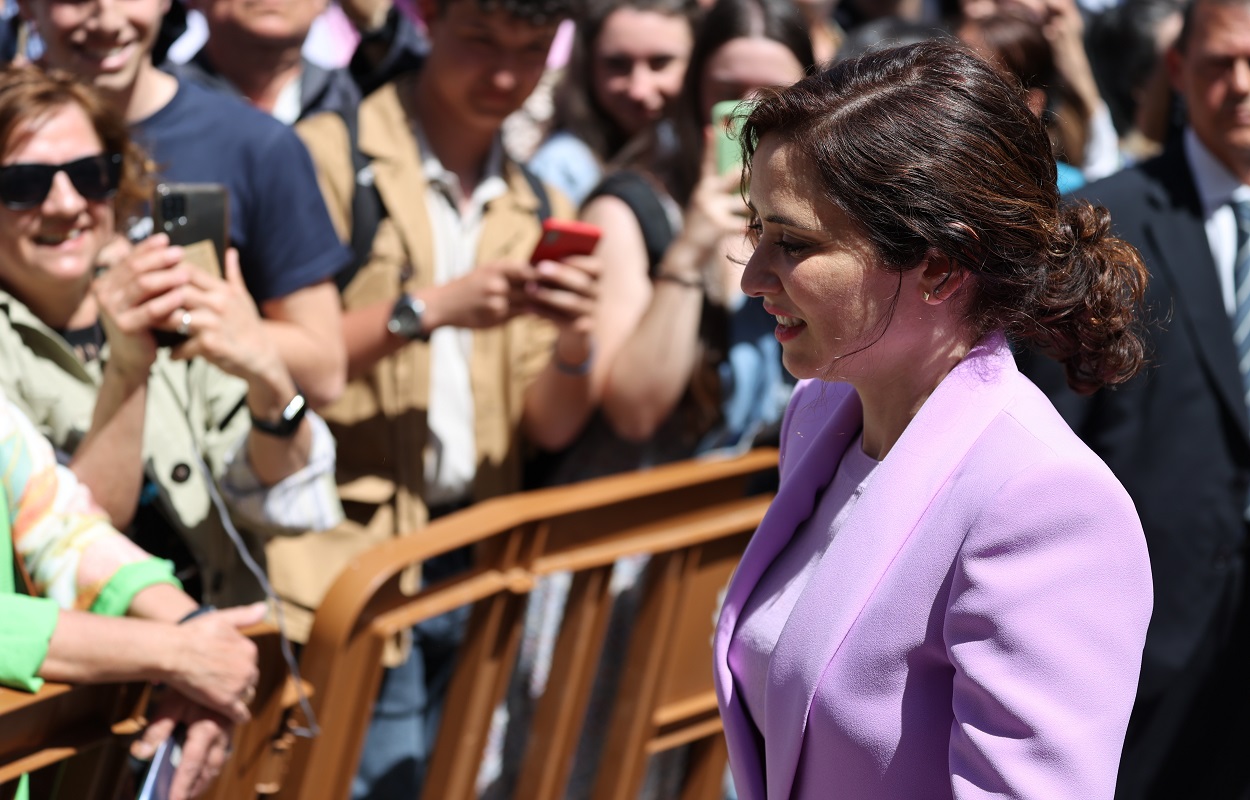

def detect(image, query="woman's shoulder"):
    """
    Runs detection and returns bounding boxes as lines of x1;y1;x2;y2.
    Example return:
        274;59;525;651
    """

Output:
963;373;1141;532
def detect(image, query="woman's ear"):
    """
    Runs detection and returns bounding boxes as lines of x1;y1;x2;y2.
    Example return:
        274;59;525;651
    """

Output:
918;253;968;305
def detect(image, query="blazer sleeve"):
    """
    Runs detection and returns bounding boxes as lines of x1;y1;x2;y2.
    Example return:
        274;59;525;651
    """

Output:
944;454;1152;799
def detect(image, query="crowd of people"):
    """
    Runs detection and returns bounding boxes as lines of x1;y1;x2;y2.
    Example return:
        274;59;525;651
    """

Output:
1;0;1248;797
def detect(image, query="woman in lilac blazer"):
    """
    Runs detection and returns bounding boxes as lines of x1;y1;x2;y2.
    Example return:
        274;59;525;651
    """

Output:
714;41;1154;799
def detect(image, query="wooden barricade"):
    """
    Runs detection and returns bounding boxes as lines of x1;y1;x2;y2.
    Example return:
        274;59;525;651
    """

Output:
0;448;777;800
0;680;148;800
277;448;778;800
0;624;290;800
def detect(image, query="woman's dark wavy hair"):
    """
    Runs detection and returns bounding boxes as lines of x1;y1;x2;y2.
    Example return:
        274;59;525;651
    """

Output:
740;40;1148;393
0;65;149;223
667;0;815;207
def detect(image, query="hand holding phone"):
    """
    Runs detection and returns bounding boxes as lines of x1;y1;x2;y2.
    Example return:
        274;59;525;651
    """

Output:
151;183;230;347
523;219;601;332
712;99;752;176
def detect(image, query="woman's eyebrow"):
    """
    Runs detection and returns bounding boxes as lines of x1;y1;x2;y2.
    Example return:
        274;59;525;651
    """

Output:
764;212;820;232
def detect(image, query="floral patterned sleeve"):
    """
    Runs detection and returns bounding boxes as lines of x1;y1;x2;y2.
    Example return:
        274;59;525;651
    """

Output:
2;396;176;609
0;397;178;691
3;396;180;611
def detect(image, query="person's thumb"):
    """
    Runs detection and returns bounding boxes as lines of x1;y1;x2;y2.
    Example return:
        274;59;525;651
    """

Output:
216;601;268;629
132;714;177;761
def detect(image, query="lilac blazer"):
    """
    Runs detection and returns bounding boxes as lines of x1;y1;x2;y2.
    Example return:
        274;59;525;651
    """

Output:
713;333;1152;799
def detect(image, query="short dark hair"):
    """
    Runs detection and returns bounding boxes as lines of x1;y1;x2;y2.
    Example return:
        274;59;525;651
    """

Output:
1175;0;1250;53
430;0;575;26
740;40;1148;393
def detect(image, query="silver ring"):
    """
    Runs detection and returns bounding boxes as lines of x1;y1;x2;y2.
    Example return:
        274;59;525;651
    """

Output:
176;309;192;337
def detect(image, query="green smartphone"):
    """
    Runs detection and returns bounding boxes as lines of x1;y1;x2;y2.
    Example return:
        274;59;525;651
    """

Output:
712;99;751;176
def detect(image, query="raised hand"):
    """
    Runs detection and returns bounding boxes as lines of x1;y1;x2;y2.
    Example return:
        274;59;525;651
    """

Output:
93;233;191;378
162;249;285;385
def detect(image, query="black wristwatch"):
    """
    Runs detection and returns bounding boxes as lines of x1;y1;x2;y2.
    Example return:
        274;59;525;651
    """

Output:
251;391;308;438
387;294;429;341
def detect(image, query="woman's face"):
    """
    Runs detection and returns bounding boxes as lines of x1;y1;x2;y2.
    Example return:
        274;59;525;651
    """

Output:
741;135;903;382
0;103;114;306
591;7;693;137
699;36;806;122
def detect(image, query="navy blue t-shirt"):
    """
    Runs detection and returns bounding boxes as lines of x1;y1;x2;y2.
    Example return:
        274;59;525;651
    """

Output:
131;79;350;304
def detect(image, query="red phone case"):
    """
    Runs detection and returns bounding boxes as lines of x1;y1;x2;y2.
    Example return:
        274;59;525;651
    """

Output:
530;219;602;264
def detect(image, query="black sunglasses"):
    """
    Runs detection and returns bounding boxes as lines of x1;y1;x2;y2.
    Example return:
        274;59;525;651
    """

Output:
0;153;123;210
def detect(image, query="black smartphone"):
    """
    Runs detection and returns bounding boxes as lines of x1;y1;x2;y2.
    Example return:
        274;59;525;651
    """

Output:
153;182;229;279
151;183;229;347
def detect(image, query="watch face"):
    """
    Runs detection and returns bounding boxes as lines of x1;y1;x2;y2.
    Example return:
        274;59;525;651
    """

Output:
389;298;422;339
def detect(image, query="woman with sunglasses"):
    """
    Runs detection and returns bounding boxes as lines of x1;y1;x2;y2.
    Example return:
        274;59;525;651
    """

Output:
0;65;340;612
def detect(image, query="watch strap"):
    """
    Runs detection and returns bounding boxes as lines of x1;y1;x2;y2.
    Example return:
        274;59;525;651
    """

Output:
251;391;308;438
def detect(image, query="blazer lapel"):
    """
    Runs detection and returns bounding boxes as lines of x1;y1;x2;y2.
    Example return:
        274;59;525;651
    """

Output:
359;78;437;288
1141;152;1250;442
715;381;863;800
762;334;1020;800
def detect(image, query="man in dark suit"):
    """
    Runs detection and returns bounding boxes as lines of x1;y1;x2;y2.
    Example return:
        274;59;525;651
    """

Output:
1020;0;1250;796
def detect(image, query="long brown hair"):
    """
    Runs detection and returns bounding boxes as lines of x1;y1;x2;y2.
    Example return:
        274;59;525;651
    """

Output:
740;40;1148;393
667;0;815;207
0;65;150;222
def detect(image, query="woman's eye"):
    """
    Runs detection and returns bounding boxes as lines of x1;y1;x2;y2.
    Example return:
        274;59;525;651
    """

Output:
775;238;808;256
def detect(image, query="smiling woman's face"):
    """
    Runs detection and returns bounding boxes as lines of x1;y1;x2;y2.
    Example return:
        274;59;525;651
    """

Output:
591;7;694;138
741;135;902;382
0;102;114;313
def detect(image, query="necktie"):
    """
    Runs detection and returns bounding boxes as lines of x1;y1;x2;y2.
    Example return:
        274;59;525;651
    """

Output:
1232;199;1250;519
1232;198;1250;409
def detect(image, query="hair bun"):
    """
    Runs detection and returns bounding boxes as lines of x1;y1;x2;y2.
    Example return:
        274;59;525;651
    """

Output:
1030;200;1148;393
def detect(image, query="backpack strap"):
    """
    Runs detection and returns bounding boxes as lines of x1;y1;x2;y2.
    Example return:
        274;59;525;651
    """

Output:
338;105;387;293
519;163;552;223
335;117;552;293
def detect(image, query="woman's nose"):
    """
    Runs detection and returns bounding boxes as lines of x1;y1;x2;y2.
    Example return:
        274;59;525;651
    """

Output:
741;246;775;298
42;171;88;217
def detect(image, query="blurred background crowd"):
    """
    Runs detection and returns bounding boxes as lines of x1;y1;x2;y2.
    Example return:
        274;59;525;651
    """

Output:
0;0;1242;796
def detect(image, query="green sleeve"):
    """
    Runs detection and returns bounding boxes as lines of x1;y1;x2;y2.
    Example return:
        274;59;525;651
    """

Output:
89;558;181;618
0;593;59;692
0;559;178;692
